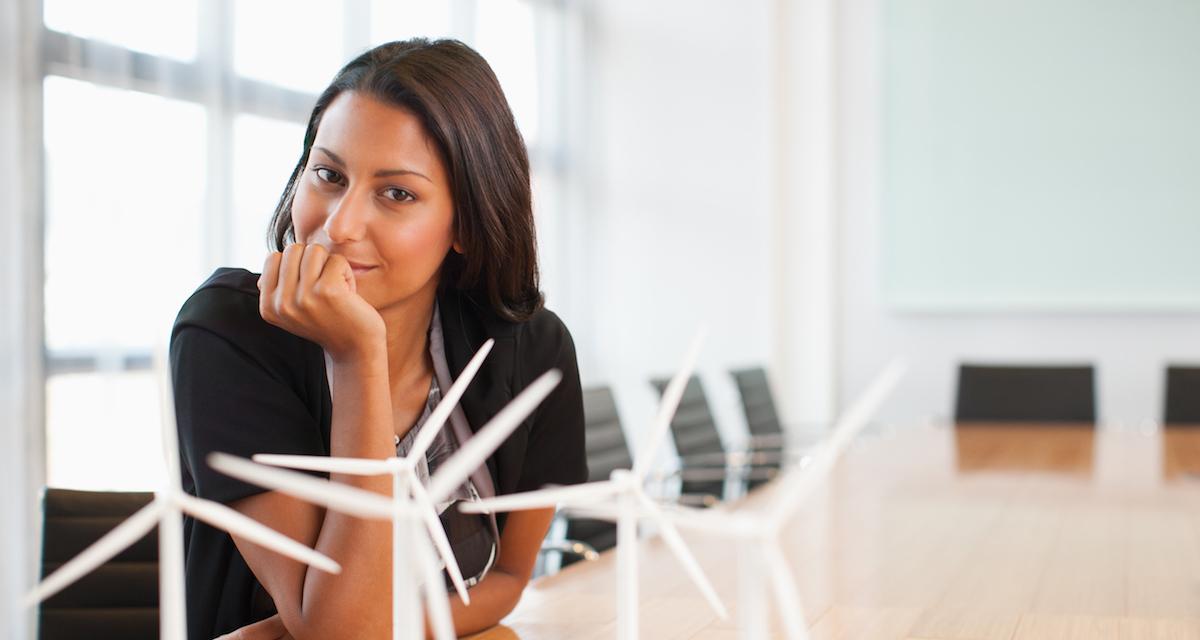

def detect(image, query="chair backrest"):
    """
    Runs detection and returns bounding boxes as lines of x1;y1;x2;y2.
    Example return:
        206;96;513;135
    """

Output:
560;386;631;562
39;489;159;640
648;375;727;503
649;375;726;458
954;364;1096;423
581;386;633;482
729;366;783;439
1165;366;1200;425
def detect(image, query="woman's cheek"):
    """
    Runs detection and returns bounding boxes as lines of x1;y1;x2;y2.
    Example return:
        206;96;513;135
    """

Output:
290;188;322;241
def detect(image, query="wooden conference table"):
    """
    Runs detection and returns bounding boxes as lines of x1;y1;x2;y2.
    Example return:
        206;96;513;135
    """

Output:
465;423;1200;639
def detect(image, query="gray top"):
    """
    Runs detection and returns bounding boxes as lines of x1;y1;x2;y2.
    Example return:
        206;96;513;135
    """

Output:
323;303;499;589
395;375;496;586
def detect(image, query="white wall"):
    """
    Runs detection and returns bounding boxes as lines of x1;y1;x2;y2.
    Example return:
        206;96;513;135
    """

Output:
569;0;777;458
837;0;1200;426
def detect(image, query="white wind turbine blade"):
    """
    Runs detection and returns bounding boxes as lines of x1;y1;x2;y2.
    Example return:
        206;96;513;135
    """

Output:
24;500;165;606
633;329;707;479
558;501;627;522
663;508;756;539
208;453;395;520
407;339;494;464
766;359;906;531
252;454;395;476
408;480;470;605
428;369;562;504
636;493;728;620
764;541;810;640
457;481;621;515
174;493;341;574
416;532;457;640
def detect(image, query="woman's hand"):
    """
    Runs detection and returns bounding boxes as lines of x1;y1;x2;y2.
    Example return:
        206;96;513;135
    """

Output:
258;243;385;362
214;613;293;640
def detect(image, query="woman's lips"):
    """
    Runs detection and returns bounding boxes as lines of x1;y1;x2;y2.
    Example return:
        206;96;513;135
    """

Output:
346;261;377;276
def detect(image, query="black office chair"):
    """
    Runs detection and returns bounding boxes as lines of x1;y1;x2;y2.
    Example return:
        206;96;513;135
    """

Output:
1164;366;1200;425
555;386;630;566
38;488;159;640
954;364;1096;424
730;366;787;449
649;376;780;501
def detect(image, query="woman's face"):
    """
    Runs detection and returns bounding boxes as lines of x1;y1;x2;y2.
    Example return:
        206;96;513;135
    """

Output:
291;90;456;314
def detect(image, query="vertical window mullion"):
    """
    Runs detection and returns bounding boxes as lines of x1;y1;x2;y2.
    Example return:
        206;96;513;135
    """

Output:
344;0;371;61
198;0;234;272
451;0;478;45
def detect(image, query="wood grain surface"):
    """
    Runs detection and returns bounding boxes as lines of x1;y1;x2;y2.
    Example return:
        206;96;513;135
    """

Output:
465;424;1200;639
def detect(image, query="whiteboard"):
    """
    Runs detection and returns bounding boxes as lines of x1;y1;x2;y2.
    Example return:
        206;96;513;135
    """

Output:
883;0;1200;311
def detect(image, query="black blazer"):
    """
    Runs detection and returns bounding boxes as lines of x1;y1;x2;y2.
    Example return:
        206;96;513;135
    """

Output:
170;267;586;639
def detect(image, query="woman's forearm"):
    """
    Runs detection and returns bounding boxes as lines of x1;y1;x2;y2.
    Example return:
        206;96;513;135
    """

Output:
433;508;556;638
293;351;397;639
432;568;527;639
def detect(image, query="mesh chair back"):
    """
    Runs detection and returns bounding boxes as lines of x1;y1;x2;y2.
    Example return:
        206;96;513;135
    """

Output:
562;386;632;560
730;366;783;439
954;364;1096;423
581;386;633;482
39;488;159;640
1165;366;1200;425
649;376;726;501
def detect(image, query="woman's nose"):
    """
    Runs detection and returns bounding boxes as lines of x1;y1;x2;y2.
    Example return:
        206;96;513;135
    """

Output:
324;190;368;244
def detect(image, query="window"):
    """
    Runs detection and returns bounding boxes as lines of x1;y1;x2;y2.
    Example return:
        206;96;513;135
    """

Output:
44;0;199;61
233;0;346;94
41;0;574;490
230;114;306;270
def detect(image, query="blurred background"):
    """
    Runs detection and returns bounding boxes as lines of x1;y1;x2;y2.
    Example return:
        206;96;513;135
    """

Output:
4;0;1200;636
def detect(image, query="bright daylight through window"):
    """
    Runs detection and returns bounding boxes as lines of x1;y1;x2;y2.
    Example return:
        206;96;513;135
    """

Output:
41;0;558;490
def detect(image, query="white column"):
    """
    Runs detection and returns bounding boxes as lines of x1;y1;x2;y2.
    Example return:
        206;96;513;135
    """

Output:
770;0;839;433
0;1;46;638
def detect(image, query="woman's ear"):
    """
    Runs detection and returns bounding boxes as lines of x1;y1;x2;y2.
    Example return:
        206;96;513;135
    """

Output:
452;240;464;254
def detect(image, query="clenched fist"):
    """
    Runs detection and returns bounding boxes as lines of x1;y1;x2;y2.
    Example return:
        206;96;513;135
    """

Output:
258;243;385;362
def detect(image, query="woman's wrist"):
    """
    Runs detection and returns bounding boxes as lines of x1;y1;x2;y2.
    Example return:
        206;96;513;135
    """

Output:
327;335;387;371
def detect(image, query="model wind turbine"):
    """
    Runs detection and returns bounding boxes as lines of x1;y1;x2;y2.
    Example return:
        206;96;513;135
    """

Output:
24;347;342;640
668;359;907;640
248;339;496;608
459;330;729;640
209;366;564;640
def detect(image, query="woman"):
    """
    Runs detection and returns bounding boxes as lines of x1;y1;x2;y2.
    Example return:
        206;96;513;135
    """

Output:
170;39;587;639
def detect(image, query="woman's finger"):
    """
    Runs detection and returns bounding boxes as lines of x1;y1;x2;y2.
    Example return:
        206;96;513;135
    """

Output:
274;243;306;316
213;613;289;640
296;243;329;305
259;251;283;317
318;252;357;296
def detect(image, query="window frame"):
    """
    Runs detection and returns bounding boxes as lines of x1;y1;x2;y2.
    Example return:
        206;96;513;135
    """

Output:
37;0;575;475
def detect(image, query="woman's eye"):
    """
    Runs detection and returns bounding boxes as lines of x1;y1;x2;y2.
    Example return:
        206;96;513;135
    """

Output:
383;187;415;202
314;167;343;184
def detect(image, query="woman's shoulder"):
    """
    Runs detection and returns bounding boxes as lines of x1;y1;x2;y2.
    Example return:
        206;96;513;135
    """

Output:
174;267;260;334
441;287;575;365
518;306;574;355
172;267;310;362
512;306;578;385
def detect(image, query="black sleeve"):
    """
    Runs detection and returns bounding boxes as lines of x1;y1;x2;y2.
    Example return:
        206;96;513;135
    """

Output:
171;326;327;504
514;312;589;493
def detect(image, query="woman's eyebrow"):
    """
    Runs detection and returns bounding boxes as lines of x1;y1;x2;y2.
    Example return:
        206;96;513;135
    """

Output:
314;146;432;183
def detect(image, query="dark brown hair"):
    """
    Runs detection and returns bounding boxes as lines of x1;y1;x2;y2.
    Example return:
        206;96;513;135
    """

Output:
268;38;542;322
